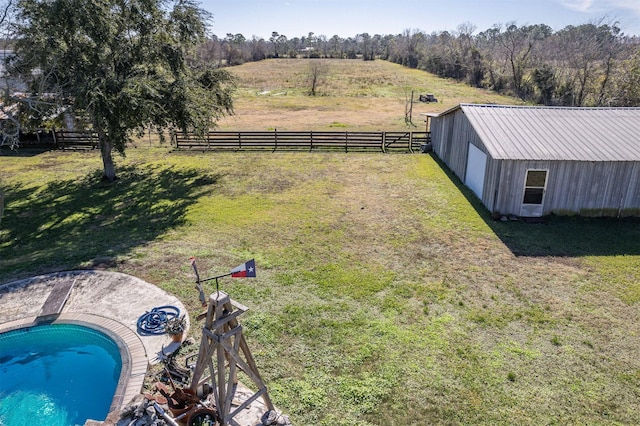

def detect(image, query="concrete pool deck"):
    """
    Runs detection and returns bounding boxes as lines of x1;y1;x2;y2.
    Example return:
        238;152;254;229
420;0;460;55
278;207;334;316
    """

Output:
0;270;279;425
0;270;187;415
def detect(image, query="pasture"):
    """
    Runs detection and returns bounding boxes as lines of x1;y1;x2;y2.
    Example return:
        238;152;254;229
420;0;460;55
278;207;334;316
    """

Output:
1;59;639;425
215;59;519;131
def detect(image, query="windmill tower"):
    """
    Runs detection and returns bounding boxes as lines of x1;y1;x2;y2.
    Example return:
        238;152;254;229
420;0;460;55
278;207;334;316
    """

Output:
189;290;274;425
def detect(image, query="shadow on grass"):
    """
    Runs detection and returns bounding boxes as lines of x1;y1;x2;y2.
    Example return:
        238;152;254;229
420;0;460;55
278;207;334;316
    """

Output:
430;153;640;257
0;165;221;281
0;146;53;158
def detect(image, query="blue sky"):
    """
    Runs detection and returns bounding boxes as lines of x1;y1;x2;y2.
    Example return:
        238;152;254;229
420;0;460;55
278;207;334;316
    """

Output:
200;0;640;38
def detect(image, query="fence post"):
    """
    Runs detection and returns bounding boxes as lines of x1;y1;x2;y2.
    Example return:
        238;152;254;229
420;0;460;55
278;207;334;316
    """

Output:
273;128;278;152
238;132;241;151
381;132;385;153
345;131;348;153
409;132;413;153
52;128;59;149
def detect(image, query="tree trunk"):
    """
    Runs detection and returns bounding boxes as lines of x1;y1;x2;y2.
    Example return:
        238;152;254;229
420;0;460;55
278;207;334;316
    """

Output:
310;68;318;96
98;130;116;181
0;188;4;226
596;55;613;106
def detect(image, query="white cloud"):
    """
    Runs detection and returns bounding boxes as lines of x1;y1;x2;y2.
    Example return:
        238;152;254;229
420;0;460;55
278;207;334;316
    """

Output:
561;0;595;12
561;0;640;14
557;0;640;35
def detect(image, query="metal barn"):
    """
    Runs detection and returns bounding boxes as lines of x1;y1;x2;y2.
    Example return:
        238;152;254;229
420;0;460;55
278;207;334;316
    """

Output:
429;104;640;217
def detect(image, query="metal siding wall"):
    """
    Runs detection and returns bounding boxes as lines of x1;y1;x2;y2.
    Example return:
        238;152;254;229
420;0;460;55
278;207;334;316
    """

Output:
622;162;640;213
549;161;577;211
483;158;500;212
565;162;630;214
431;108;640;217
494;160;550;215
440;113;458;168
495;160;640;216
431;116;444;155
494;161;513;214
600;162;632;211
452;111;471;179
433;111;461;176
586;161;640;216
433;110;496;212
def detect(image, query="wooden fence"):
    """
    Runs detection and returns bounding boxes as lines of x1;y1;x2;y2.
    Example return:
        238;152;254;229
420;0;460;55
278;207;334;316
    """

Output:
42;130;432;153
173;131;430;153
53;130;99;150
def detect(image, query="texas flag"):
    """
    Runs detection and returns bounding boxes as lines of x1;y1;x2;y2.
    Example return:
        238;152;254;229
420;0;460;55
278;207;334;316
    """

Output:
230;259;256;278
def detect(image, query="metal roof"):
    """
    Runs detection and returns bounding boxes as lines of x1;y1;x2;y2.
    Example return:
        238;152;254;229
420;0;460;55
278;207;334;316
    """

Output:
455;104;640;161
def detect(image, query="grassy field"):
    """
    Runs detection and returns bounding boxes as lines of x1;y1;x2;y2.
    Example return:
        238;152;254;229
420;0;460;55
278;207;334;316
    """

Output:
216;59;520;131
1;60;639;425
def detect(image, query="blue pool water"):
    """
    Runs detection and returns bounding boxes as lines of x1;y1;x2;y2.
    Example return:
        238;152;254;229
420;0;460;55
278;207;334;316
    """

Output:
0;324;122;426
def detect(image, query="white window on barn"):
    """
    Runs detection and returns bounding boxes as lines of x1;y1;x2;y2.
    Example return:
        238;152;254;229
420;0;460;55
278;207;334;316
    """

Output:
520;169;548;217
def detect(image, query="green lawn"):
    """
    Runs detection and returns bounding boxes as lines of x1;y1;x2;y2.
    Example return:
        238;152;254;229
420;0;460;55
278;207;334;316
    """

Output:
1;146;639;425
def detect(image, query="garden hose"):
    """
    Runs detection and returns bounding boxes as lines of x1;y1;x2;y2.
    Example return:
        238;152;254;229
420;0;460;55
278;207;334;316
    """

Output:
137;305;181;336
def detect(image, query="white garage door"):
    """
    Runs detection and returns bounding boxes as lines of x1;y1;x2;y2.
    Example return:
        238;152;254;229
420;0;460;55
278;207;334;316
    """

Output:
465;143;487;199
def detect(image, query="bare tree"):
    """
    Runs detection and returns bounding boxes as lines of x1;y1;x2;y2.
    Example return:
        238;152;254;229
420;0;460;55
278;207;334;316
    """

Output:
398;29;423;68
198;35;224;67
250;36;267;61
306;60;328;96
496;23;551;100
594;22;622;106
554;20;621;106
400;79;417;127
476;26;506;91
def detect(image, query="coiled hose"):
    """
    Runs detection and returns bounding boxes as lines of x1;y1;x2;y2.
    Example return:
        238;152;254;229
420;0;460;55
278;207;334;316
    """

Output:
137;305;181;336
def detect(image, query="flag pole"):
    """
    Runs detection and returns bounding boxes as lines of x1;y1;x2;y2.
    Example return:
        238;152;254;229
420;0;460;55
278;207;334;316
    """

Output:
198;272;233;283
198;272;232;300
190;257;206;307
190;257;255;304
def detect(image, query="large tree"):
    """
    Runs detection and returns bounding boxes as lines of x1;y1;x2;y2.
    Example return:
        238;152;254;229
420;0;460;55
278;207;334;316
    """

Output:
8;0;234;181
0;0;15;226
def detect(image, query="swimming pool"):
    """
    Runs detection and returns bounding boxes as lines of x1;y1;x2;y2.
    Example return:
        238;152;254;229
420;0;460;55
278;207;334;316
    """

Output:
0;324;122;426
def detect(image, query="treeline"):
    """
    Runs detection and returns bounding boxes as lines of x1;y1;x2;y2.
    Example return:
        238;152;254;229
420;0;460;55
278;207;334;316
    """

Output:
199;22;640;107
